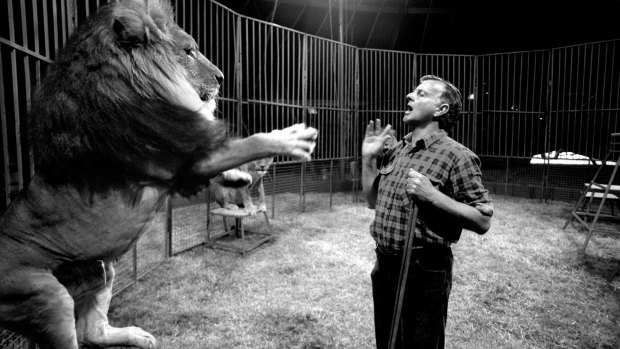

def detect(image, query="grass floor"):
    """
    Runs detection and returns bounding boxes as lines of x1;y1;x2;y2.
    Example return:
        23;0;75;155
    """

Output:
109;193;620;349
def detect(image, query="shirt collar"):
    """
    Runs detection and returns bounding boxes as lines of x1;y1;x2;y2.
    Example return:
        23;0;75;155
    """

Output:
403;129;447;151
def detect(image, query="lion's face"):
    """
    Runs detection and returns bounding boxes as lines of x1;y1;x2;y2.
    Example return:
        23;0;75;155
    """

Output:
172;27;223;121
246;157;274;177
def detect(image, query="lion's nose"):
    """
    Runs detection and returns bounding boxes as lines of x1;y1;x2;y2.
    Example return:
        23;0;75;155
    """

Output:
209;61;224;86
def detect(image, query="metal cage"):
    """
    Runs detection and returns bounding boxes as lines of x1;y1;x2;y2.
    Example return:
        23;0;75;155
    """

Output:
1;0;619;346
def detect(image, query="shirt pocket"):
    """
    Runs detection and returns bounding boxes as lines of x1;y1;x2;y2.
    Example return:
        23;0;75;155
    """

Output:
424;173;443;189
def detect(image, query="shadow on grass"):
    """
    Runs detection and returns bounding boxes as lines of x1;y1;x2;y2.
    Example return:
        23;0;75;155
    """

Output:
258;310;336;349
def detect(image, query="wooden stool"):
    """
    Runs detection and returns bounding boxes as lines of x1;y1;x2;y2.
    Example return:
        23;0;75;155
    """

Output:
207;207;273;256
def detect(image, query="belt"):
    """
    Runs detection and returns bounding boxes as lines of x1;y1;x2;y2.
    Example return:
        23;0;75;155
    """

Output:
376;242;449;256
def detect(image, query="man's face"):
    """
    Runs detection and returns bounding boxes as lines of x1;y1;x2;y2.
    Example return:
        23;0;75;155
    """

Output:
403;80;446;125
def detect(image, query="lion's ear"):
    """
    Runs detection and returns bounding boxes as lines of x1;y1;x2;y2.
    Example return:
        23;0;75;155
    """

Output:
113;14;150;47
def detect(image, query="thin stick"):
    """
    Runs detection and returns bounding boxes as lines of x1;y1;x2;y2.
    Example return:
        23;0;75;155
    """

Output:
388;204;419;349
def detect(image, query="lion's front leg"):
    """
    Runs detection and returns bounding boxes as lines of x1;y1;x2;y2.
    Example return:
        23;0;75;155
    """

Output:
194;124;318;177
257;180;267;213
0;267;79;349
241;192;258;217
75;262;156;349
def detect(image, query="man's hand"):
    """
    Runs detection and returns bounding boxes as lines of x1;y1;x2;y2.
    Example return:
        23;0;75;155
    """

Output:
361;119;392;209
264;123;318;161
362;119;393;159
406;169;438;204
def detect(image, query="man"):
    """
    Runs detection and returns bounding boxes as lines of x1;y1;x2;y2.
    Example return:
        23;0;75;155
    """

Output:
361;75;493;348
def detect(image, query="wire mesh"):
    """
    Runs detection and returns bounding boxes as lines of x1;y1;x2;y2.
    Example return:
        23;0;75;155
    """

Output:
170;191;210;254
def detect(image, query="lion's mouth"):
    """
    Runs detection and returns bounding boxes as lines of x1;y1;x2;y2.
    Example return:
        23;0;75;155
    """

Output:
197;86;218;120
199;86;219;102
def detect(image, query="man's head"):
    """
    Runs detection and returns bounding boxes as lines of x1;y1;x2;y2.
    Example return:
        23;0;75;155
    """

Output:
403;75;462;130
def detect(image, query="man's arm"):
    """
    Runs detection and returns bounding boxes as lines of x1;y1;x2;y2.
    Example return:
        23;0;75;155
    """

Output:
361;120;392;209
406;169;491;235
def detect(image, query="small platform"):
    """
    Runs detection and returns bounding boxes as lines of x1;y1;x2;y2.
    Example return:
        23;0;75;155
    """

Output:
207;207;273;256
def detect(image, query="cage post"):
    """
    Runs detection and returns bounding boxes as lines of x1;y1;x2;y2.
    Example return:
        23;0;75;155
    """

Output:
543;49;554;202
472;55;479;153
300;34;308;213
18;0;32;184
132;242;138;284
7;1;24;193
165;196;172;258
354;47;360;171
300;162;306;212
504;157;509;195
30;0;42;178
338;22;347;182
66;0;77;35
0;46;10;208
206;189;211;244
329;159;334;208
271;163;276;219
235;15;242;135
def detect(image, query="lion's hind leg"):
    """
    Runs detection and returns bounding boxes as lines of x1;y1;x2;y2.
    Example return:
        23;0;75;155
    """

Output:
75;262;156;349
0;268;79;349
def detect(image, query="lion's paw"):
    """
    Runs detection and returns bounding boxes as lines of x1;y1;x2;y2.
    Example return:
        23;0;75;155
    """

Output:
83;325;156;349
221;169;253;185
224;203;240;210
120;326;157;349
245;203;258;217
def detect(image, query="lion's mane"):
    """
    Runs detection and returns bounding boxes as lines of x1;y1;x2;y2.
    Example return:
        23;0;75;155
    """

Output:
28;0;227;195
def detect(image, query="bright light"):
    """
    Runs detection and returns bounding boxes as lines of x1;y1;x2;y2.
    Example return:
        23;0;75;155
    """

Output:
468;93;475;100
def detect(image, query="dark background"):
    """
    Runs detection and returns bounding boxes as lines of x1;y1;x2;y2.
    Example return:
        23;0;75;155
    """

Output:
224;0;620;54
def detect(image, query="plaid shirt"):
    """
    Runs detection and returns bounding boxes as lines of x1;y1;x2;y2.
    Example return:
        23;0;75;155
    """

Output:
370;130;493;250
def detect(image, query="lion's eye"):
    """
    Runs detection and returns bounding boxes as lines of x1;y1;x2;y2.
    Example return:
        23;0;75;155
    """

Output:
184;48;195;58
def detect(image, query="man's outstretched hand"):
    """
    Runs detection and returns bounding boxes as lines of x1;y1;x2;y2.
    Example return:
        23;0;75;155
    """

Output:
362;119;393;159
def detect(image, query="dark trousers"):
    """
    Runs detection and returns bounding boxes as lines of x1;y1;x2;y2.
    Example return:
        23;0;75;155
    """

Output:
371;245;453;349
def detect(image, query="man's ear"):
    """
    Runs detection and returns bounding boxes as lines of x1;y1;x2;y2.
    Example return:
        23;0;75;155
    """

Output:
434;103;450;117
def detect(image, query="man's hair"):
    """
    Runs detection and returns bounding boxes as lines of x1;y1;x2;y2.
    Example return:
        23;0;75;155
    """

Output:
420;75;462;131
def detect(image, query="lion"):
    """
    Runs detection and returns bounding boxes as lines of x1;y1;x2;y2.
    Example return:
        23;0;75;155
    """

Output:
210;157;274;216
0;1;317;349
